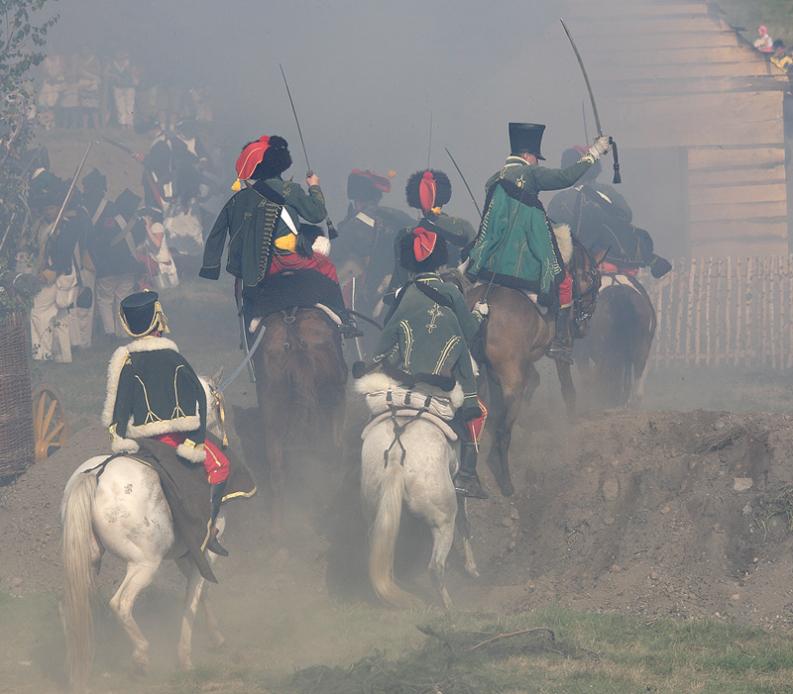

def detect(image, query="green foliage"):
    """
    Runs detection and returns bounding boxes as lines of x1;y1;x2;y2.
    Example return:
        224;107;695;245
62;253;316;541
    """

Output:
717;0;793;44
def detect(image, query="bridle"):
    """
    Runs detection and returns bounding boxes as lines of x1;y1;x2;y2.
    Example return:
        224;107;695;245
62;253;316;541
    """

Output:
571;241;601;327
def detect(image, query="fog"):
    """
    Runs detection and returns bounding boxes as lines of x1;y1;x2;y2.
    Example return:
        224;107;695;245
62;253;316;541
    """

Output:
48;0;635;232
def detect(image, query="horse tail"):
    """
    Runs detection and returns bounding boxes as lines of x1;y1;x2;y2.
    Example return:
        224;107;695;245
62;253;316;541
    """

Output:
62;470;98;690
368;458;414;608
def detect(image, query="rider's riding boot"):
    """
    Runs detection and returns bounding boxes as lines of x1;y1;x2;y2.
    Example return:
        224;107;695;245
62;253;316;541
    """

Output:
649;255;672;279
206;481;229;557
340;312;364;339
547;306;574;364
454;443;489;500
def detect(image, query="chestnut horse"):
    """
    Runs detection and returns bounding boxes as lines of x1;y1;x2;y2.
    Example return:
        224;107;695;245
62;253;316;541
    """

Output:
466;241;604;496
253;307;347;525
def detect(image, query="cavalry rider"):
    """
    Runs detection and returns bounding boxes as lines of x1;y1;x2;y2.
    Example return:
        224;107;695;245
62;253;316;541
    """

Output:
547;147;672;280
385;169;476;305
371;185;490;499
102;290;229;557
465;123;610;364
199;135;360;336
334;169;413;316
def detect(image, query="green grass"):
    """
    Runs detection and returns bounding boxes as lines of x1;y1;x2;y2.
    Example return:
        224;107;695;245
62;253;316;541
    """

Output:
717;0;793;44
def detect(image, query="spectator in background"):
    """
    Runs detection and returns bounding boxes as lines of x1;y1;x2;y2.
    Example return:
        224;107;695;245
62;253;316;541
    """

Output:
137;207;179;289
771;39;793;72
75;46;101;129
59;55;81;129
754;25;774;54
90;189;144;338
38;54;65;130
106;51;138;128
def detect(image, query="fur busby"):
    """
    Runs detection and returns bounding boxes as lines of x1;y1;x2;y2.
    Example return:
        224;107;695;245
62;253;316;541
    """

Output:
405;169;451;211
252;135;292;179
509;122;546;160
562;146;601;180
399;226;449;273
119;289;169;338
347;169;392;202
82;167;107;195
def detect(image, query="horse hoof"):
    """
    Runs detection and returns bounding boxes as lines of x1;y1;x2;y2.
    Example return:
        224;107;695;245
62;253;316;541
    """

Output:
499;480;515;497
132;653;150;675
465;564;480;579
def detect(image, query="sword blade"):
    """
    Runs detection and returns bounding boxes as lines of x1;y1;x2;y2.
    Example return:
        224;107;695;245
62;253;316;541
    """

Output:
561;18;603;137
279;64;312;174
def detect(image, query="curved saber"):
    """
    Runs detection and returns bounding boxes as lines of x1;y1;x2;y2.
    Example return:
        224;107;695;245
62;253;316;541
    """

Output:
560;18;622;184
444;147;483;219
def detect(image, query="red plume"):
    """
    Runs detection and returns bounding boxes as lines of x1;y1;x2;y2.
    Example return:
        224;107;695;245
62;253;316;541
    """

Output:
418;170;437;213
235;136;270;180
413;226;438;262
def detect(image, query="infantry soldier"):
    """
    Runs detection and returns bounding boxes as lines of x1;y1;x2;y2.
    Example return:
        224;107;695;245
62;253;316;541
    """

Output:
371;178;490;499
547;147;671;279
102;290;229;556
465;123;610;363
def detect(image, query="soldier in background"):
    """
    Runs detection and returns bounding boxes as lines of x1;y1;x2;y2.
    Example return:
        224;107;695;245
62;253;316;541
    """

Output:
333;169;413;318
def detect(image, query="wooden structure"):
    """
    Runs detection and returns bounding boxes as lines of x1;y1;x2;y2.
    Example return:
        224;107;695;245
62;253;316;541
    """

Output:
565;0;791;257
0;310;35;480
650;256;793;368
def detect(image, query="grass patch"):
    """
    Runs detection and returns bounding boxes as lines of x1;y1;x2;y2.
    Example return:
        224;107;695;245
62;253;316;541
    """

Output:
716;0;793;44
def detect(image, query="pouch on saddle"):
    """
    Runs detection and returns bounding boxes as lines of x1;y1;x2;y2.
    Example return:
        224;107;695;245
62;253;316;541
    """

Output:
133;435;255;583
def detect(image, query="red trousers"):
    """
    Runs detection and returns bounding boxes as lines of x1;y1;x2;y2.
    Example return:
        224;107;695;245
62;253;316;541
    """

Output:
154;433;230;485
268;252;339;283
559;272;573;308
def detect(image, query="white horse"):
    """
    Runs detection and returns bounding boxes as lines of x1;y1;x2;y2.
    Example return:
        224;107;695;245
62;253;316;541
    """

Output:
356;374;479;609
61;376;230;690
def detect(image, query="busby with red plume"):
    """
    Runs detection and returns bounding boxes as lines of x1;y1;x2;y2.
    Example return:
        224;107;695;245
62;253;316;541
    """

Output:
347;169;394;202
398;225;449;273
405;169;451;212
233;135;292;190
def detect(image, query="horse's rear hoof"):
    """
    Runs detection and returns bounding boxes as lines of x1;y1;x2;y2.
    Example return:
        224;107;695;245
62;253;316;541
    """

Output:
499;479;515;497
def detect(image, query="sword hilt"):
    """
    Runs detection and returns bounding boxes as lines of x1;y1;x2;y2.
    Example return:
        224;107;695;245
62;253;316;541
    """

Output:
609;137;622;185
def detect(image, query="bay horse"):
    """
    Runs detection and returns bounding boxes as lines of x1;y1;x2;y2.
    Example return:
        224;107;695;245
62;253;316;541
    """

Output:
575;278;657;407
61;377;228;691
466;240;604;497
253;307;347;526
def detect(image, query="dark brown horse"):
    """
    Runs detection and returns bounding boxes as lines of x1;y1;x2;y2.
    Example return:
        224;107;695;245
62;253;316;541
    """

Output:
575;278;657;407
466;241;604;496
253;308;347;525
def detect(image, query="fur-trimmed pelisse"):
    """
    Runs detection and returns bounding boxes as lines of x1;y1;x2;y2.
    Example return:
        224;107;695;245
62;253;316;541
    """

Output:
405;169;451;210
399;229;449;273
252;135;292;179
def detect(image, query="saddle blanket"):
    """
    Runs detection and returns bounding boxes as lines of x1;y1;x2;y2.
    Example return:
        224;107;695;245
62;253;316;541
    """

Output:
600;273;643;295
361;409;458;443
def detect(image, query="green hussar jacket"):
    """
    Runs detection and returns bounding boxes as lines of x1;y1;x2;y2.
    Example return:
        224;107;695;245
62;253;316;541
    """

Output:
101;336;208;463
374;273;483;412
199;177;327;288
466;155;594;296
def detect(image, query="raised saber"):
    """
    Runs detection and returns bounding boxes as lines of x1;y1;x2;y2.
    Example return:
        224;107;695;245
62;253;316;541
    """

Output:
278;63;337;239
444;147;482;219
560;18;622;184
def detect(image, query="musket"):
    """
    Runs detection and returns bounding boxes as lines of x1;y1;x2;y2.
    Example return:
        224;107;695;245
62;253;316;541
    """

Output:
278;64;337;239
36;140;95;274
444;147;483;219
560;19;622;185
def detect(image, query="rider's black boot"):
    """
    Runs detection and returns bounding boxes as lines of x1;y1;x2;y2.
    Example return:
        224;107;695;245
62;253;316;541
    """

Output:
454;443;489;500
546;306;574;364
206;481;229;557
340;313;364;339
649;255;672;279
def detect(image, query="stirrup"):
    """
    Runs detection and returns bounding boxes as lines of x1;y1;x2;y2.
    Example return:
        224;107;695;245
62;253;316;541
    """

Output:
454;472;489;500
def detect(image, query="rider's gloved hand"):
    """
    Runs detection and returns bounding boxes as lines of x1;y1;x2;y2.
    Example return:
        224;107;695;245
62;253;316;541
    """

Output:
306;173;320;187
461;404;483;422
588;136;610;160
473;301;489;317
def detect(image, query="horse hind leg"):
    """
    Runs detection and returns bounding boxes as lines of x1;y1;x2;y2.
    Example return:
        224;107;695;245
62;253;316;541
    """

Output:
108;559;161;672
484;368;515;497
455;495;479;578
428;519;455;610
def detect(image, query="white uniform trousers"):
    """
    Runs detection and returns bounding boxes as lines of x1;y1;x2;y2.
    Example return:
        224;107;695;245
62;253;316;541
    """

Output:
31;284;72;363
96;274;135;337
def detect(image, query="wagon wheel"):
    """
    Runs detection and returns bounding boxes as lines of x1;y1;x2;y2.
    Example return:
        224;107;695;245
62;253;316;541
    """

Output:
32;384;69;461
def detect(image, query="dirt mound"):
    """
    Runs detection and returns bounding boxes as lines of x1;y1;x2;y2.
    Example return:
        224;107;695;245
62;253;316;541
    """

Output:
464;409;793;629
6;408;793;630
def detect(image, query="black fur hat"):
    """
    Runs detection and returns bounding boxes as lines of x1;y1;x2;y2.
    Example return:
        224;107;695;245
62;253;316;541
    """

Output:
398;227;449;273
252;135;292;179
405;169;452;210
